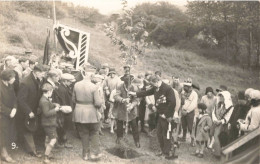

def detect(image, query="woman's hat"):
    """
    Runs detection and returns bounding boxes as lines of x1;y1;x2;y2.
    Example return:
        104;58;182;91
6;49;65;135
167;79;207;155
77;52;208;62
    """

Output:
249;90;260;100
183;78;192;86
24;116;38;132
216;85;227;92
108;68;116;75
205;87;214;95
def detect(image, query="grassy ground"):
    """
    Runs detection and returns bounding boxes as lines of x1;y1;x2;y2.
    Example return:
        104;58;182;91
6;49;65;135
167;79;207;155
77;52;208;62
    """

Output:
0;10;259;164
4;127;221;164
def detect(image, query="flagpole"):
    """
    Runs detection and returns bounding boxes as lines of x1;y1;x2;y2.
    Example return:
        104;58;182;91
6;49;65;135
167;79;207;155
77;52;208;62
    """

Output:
53;0;57;50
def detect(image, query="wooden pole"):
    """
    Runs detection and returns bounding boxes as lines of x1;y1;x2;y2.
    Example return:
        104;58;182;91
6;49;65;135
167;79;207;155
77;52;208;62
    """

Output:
53;0;57;50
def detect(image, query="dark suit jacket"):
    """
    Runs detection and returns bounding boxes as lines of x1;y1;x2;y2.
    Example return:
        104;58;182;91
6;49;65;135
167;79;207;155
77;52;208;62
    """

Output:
17;72;42;116
136;82;176;118
52;82;72;107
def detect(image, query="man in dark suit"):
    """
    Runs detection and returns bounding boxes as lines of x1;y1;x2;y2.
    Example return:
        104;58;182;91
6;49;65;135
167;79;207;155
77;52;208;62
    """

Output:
53;73;75;148
17;64;46;157
129;75;178;160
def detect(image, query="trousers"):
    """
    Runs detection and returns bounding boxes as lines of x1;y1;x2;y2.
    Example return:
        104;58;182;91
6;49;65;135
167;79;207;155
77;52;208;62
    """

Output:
116;119;139;143
157;117;172;155
181;110;195;138
75;123;100;156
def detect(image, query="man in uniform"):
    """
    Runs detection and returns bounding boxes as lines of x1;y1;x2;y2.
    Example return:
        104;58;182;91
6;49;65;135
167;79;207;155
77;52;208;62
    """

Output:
129;75;178;159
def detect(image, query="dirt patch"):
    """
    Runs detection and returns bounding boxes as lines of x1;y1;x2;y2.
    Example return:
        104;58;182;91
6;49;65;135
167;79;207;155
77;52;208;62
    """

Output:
106;147;142;159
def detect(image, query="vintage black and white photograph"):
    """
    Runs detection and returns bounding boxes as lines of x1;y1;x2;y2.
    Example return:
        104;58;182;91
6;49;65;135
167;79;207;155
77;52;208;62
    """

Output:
0;0;259;163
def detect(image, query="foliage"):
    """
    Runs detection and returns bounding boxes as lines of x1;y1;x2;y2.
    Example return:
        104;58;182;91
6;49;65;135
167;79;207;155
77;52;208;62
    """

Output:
104;0;149;66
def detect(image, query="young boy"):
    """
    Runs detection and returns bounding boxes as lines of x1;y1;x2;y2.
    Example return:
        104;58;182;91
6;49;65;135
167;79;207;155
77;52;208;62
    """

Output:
192;103;212;158
39;83;61;163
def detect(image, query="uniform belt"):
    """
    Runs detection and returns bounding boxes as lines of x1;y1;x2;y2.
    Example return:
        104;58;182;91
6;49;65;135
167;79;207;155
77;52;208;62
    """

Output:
76;100;92;105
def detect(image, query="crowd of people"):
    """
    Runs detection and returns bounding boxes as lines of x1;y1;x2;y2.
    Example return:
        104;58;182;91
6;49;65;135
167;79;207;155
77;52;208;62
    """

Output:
0;55;260;163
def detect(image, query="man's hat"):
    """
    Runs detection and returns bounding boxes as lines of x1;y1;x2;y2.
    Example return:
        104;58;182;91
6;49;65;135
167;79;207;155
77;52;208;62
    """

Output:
145;71;152;77
183;78;192;86
101;63;109;69
216;85;228;92
24;116;38;132
123;65;131;69
99;69;107;75
108;68;116;75
120;74;134;82
84;63;96;73
61;73;75;82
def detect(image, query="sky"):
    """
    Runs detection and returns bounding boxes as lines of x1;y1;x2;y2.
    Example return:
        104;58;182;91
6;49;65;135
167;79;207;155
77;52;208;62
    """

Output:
62;0;188;15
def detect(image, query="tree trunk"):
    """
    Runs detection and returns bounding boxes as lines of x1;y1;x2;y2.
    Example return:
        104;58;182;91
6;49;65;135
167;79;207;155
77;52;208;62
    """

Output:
234;24;239;64
248;29;252;68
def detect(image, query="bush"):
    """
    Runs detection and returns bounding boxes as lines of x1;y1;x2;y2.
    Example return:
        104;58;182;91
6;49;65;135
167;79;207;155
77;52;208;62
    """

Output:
8;34;23;44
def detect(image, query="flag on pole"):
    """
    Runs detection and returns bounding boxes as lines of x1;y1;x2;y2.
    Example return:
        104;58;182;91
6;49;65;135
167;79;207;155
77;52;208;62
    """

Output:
54;23;90;70
43;28;50;65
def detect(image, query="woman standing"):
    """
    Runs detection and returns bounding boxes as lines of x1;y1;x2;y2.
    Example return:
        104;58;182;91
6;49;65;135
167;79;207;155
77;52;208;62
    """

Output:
212;91;234;159
0;69;17;163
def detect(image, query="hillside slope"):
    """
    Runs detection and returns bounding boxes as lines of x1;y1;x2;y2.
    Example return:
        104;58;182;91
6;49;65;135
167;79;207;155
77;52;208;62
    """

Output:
0;12;259;96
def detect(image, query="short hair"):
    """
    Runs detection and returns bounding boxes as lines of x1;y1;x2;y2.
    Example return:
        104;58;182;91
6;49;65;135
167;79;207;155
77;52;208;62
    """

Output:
19;58;28;63
47;69;59;78
155;71;161;77
29;60;35;65
0;69;15;81
149;74;161;83
42;83;53;92
33;64;45;72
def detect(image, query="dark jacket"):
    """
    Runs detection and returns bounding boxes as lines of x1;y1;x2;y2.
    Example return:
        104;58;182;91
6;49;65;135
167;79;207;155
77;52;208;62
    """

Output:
0;80;17;117
17;72;42;116
136;82;176;118
0;80;17;146
114;83;139;121
39;95;57;127
52;82;73;107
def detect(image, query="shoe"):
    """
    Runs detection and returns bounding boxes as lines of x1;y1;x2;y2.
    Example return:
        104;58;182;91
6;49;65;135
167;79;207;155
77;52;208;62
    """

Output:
43;156;50;163
214;155;221;160
55;143;64;149
165;154;178;160
110;130;114;134
90;153;102;160
64;143;73;148
1;155;16;163
135;142;141;148
30;152;42;158
83;154;89;161
179;137;186;142
99;131;104;136
198;153;204;158
191;152;199;156
155;152;164;157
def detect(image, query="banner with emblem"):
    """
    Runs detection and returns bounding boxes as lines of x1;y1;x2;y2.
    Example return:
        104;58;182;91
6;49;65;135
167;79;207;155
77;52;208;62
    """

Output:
54;23;90;70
